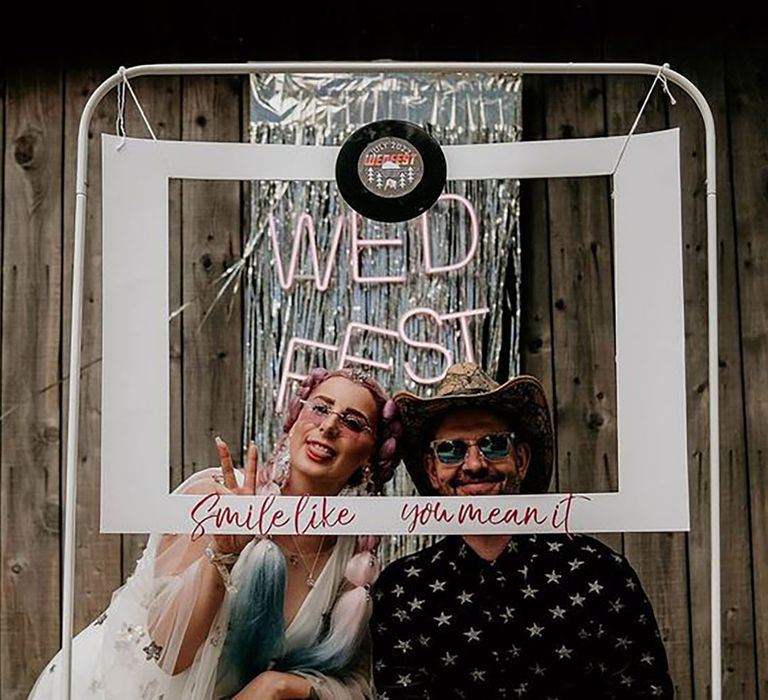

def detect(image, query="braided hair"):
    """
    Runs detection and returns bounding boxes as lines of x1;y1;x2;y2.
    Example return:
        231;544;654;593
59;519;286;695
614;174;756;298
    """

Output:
225;368;402;685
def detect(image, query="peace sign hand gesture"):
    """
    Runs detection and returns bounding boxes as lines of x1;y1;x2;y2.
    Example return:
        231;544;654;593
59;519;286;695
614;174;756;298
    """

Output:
211;436;259;557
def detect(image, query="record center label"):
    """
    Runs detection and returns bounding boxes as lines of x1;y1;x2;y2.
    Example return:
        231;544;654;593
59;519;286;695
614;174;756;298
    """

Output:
358;136;424;198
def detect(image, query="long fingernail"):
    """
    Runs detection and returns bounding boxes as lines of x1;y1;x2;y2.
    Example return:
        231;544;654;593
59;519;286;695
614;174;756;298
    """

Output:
215;436;224;446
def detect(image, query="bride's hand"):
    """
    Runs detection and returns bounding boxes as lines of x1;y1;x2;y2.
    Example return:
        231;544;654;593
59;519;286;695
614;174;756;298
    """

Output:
211;437;258;556
232;670;313;700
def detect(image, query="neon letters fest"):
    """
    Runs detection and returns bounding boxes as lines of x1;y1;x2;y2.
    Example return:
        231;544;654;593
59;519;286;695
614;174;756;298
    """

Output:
275;192;489;412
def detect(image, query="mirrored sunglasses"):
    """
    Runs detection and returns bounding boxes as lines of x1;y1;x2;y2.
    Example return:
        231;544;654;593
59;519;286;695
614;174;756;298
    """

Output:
430;432;515;465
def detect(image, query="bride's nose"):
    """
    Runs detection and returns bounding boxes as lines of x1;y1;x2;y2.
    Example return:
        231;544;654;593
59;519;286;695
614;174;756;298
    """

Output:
319;412;341;435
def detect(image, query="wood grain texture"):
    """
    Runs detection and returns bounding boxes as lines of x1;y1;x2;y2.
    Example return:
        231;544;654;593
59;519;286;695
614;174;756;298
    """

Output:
602;34;694;698
61;67;123;639
542;72;622;555
0;69;63;700
519;76;557;490
181;76;243;482
671;37;757;699
726;34;768;700
119;76;183;575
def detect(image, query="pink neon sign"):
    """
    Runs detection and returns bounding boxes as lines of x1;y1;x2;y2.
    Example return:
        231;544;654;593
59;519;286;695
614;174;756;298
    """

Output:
269;193;487;411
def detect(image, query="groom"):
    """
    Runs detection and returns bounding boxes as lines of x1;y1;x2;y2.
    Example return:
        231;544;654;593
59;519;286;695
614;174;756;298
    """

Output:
371;362;673;698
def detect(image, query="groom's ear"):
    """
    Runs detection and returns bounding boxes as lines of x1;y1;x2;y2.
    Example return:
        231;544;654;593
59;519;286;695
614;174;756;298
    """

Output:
514;440;531;481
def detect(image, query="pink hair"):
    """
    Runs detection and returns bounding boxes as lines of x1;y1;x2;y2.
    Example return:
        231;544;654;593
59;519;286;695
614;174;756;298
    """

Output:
282;367;402;492
260;370;401;674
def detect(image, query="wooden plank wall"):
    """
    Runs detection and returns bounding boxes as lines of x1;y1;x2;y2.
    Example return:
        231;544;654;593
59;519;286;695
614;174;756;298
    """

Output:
0;20;765;700
728;35;768;698
1;69;64;699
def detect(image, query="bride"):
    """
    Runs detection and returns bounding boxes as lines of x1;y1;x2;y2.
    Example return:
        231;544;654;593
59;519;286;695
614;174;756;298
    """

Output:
29;368;401;700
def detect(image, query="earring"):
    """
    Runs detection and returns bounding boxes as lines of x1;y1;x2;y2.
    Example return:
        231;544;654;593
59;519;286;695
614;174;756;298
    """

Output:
361;463;376;495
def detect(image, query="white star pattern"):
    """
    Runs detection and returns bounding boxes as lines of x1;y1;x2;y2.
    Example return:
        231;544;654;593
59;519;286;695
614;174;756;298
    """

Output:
464;627;482;642
550;605;566;619
434;612;452;626
588;579;604;594
372;534;671;698
394;639;412;653
442;651;457;666
527;622;544;637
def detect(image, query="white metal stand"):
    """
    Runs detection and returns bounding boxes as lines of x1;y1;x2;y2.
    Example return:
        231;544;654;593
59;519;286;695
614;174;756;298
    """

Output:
64;62;719;699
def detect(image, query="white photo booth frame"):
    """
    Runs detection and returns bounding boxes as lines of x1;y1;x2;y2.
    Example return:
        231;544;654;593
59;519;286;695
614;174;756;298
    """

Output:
65;63;721;698
101;129;688;537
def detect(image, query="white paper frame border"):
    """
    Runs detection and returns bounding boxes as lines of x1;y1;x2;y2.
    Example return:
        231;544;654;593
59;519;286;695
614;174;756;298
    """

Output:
101;128;689;535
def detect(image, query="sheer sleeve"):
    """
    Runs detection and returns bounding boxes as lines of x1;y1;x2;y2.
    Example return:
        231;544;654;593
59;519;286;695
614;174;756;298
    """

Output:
29;468;375;700
95;468;238;698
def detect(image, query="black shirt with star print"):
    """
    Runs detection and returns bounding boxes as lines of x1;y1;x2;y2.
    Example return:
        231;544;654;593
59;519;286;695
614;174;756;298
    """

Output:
371;534;673;699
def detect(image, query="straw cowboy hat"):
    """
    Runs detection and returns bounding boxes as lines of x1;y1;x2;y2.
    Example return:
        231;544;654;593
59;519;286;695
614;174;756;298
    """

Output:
393;362;554;496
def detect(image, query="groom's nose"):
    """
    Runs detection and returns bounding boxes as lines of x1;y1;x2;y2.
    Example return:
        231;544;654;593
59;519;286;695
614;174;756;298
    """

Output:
462;445;488;473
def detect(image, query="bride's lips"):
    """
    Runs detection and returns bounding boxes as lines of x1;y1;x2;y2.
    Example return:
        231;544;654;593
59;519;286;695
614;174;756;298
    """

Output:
304;438;337;463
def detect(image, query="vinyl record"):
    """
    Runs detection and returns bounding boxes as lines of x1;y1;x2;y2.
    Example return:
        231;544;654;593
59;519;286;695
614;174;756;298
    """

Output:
335;120;447;223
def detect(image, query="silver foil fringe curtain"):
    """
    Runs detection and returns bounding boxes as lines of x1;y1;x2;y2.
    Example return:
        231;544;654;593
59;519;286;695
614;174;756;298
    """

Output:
244;73;522;562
